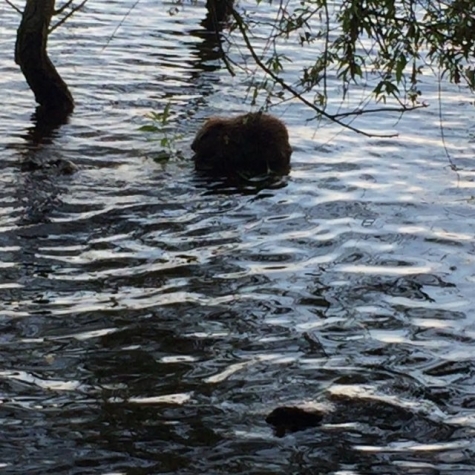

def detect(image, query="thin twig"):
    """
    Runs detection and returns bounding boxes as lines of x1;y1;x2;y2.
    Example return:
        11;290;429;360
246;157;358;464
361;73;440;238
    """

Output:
55;0;74;16
4;0;22;14
101;0;141;52
50;0;88;33
333;103;427;118
437;69;460;180
323;0;329;108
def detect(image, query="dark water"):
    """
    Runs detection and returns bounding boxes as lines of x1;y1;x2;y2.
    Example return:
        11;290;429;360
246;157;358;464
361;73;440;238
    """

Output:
1;1;475;474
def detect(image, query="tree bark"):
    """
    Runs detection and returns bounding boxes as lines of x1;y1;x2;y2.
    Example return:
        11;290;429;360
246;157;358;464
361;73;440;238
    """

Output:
15;0;74;113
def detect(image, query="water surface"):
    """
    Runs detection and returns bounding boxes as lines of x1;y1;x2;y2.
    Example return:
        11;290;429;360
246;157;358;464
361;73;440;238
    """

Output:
1;1;475;473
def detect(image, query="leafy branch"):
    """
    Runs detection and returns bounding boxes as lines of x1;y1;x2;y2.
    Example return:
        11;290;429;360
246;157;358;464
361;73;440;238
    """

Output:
231;7;417;137
226;0;475;135
139;102;184;162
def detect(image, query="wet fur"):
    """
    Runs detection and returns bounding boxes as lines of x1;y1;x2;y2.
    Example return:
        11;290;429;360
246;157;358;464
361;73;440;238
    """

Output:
191;113;292;175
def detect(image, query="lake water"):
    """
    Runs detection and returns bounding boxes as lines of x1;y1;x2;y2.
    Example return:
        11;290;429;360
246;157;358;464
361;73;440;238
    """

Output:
1;0;475;473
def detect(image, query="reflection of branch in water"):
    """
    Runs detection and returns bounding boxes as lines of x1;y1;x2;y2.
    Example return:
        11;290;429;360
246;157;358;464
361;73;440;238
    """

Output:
183;28;229;127
15;106;76;228
27;106;70;147
184;1;238;119
187;0;238;80
201;0;234;33
21;106;76;175
189;28;226;73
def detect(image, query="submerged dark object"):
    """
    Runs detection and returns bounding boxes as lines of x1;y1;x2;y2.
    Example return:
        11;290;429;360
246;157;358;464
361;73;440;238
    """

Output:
191;112;292;176
21;157;77;175
266;393;454;440
266;406;324;437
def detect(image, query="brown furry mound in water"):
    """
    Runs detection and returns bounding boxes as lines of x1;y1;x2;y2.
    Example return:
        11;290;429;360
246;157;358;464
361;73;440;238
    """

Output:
191;112;292;175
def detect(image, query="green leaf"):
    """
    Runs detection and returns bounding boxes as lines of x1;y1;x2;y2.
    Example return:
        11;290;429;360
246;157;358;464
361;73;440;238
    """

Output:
153;150;172;162
139;125;160;133
395;55;407;83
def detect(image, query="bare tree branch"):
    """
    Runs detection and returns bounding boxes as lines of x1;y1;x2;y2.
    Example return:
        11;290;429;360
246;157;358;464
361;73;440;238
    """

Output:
102;0;141;51
4;0;22;14
50;0;88;33
332;104;427;119
55;0;74;15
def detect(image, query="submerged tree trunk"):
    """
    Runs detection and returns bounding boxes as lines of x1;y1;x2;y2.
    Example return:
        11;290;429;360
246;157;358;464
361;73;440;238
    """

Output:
15;0;74;113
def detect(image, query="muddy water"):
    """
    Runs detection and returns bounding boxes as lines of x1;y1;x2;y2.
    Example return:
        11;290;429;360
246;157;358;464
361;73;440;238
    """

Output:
1;0;475;474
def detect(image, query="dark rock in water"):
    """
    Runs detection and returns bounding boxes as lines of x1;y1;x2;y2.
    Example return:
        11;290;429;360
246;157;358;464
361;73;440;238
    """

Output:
191;112;292;176
266;406;324;437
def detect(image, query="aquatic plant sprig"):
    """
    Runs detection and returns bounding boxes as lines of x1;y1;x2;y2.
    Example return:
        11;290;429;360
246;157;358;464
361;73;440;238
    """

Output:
139;102;185;162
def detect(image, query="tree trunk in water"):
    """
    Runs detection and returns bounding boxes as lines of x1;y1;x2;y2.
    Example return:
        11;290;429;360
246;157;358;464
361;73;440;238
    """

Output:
15;0;74;113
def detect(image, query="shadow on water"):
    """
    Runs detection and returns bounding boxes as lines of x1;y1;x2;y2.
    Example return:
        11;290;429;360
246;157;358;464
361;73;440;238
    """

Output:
192;171;289;196
14;107;75;226
25;107;70;145
201;0;234;33
190;26;226;71
19;106;76;176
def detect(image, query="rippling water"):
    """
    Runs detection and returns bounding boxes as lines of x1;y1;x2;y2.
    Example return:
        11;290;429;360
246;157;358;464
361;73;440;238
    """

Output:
1;0;475;473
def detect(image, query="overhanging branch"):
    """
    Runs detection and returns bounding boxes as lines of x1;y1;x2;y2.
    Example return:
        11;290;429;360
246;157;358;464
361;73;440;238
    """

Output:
230;7;426;138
